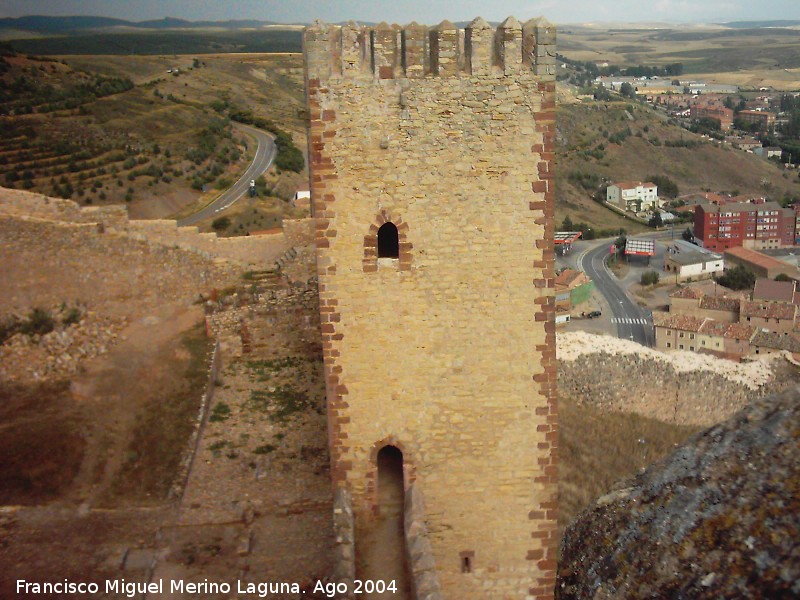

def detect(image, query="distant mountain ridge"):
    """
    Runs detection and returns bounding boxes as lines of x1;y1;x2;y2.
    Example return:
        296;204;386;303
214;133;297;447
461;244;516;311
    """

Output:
719;19;800;28
0;15;289;33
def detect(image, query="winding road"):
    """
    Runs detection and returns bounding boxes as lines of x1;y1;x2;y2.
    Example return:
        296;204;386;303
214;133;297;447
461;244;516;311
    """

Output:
177;122;276;227
578;241;655;347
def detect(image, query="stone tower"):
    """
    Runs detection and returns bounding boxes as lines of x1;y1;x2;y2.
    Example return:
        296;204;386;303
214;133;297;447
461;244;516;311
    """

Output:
304;16;558;599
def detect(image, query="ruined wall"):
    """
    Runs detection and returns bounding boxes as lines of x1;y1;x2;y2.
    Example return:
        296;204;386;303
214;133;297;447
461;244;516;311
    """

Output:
0;188;315;267
305;17;557;599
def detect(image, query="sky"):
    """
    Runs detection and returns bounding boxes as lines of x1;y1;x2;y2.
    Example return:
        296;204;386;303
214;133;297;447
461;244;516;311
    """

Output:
2;0;800;25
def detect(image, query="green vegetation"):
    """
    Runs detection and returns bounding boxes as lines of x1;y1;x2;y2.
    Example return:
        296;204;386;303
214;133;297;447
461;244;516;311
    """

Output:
717;265;756;291
647;175;679;199
211;216;231;232
209;401;231;423
0;70;132;115
648;212;663;228
253;444;277;455
641;270;660;286
0;306;87;344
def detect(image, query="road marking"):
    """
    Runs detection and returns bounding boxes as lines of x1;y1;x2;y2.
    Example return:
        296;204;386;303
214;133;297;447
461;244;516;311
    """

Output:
611;318;649;325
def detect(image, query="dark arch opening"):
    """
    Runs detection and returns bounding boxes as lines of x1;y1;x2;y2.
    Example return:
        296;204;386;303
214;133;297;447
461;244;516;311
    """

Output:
356;445;411;596
377;222;399;258
377;445;404;512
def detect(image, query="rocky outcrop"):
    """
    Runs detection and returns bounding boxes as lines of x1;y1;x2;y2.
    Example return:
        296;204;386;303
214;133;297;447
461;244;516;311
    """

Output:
557;385;800;599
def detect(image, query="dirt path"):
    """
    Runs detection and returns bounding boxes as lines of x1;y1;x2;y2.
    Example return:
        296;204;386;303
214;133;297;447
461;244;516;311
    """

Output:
67;303;203;506
357;467;411;599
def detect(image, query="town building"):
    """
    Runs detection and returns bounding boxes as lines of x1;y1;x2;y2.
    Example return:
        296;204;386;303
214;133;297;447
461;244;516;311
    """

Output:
694;201;795;252
663;240;724;281
606;181;659;211
724;246;800;279
690;104;733;130
740;299;797;333
657;278;800;360
752;278;797;303
753;146;782;160
555;269;594;314
725;136;762;151
736;109;776;131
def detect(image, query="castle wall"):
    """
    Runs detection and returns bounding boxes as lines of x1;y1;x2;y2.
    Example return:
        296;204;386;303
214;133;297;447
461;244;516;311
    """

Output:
305;17;557;599
0;188;314;268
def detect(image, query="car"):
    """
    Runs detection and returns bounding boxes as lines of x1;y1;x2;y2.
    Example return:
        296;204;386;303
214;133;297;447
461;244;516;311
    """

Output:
586;310;602;318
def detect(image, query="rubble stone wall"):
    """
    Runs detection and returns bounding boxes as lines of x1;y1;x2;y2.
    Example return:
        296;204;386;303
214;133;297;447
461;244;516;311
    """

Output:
0;187;314;267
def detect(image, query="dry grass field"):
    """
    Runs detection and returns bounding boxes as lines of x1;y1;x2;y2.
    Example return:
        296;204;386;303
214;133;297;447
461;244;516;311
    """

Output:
559;23;800;89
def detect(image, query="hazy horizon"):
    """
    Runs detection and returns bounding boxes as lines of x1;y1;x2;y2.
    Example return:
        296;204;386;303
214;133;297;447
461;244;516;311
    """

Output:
1;1;799;27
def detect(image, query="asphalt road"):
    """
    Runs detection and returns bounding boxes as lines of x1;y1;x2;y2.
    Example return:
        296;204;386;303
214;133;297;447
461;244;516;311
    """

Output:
177;122;276;227
578;241;655;347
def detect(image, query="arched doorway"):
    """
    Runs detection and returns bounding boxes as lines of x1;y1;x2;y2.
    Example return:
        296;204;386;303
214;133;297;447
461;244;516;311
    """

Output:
356;445;411;598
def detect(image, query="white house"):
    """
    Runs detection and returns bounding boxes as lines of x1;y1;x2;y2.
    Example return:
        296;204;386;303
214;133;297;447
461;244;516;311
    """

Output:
663;240;724;281
606;181;660;212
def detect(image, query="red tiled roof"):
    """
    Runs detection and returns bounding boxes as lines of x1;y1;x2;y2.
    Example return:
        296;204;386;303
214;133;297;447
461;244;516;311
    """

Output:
654;314;707;332
753;278;795;303
698;319;755;341
699;296;741;312
740;300;797;321
751;330;800;353
724;247;791;271
723;322;756;341
555;269;587;289
670;286;704;299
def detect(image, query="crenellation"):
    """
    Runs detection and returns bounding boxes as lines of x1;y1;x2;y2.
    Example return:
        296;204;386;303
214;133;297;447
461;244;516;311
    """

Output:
429;20;459;77
497;16;523;75
371;22;399;80
304;17;555;83
526;18;556;79
465;17;494;76
341;22;368;74
401;22;428;78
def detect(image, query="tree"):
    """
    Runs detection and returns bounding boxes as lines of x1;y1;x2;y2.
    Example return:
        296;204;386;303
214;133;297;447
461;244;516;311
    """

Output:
614;234;627;255
641;270;660;286
717;265;756;291
647;175;679;199
593;86;612;101
682;228;694;243
561;215;575;231
649;212;664;228
212;216;231;232
619;82;636;99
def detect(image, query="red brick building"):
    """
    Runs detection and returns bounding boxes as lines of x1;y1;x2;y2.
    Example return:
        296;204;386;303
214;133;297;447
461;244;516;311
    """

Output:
690;104;733;130
736;109;776;131
695;201;795;251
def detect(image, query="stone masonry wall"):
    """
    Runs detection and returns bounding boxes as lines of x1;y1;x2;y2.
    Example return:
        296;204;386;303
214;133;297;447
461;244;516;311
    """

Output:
305;17;557;600
0;188;314;267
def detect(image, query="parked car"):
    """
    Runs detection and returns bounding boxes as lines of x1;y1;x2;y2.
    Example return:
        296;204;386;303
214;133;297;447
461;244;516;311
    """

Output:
586;310;602;318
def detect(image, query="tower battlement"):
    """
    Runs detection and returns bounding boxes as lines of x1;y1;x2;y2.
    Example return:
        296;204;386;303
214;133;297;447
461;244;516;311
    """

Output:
305;14;558;600
304;17;555;82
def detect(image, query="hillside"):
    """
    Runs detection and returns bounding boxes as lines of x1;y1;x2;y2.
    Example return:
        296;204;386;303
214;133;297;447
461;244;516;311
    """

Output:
555;98;800;231
0;50;306;222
